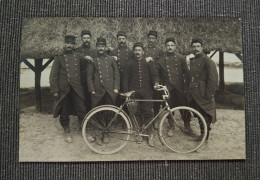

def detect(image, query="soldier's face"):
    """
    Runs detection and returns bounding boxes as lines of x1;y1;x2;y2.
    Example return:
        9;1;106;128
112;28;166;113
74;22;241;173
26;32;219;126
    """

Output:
166;41;176;53
82;34;91;46
148;35;157;46
97;44;106;54
192;42;203;55
134;46;144;58
64;42;74;51
118;36;126;46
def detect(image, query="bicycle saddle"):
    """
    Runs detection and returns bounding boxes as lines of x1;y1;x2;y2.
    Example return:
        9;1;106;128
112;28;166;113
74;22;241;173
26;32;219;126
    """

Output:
120;91;135;97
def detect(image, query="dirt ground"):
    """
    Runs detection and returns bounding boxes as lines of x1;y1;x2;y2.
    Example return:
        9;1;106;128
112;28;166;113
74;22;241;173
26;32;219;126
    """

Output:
19;88;245;161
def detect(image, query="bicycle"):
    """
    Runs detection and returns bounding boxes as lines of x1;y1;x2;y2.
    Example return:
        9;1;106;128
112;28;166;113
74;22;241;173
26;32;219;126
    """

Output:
82;85;208;154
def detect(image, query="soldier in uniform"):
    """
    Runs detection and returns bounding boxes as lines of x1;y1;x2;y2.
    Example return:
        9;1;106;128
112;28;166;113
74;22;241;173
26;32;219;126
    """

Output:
49;35;87;143
109;31;133;107
188;38;218;141
156;38;191;136
75;30;96;113
87;37;120;108
123;42;159;147
144;30;164;129
109;31;133;91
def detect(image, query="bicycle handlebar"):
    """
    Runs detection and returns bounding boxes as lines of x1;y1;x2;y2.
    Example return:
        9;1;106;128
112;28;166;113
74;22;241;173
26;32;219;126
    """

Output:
154;85;169;99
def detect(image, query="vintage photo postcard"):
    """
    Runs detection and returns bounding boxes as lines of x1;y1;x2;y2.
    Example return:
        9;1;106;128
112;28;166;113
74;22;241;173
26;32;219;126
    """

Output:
19;17;244;161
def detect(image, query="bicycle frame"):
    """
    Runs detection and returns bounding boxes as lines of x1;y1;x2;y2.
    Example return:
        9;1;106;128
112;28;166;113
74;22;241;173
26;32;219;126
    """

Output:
113;96;172;137
106;85;172;137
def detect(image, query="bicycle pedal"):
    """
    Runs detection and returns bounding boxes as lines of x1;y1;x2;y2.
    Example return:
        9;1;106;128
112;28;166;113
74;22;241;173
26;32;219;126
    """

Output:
95;137;103;146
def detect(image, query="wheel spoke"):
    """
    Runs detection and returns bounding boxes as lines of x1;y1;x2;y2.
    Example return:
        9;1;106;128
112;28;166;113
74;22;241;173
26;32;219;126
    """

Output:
82;106;130;155
159;107;207;153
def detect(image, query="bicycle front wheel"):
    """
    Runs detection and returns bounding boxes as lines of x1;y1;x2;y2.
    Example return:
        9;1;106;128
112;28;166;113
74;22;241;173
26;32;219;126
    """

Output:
159;106;207;153
82;105;131;155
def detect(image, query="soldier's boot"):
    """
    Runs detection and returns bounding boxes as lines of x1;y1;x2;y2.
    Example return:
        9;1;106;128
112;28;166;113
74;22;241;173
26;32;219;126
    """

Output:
77;114;85;131
63;126;72;143
60;116;73;143
103;134;110;144
183;121;194;135
193;123;211;142
153;120;159;130
136;136;143;144
146;124;154;147
64;133;73;143
205;126;211;141
147;134;155;147
167;115;175;137
87;134;95;142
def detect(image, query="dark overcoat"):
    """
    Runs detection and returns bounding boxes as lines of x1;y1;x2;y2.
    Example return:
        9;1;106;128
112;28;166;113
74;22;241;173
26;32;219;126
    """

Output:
110;45;134;90
156;52;190;96
122;57;159;93
109;45;134;74
144;45;164;63
49;50;86;118
75;45;97;86
87;53;120;106
188;53;218;123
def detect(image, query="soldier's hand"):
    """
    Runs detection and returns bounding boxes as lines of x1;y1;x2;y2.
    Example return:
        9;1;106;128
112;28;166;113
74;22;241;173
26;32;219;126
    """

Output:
154;83;159;90
53;93;59;97
112;56;118;61
114;89;119;93
91;91;96;95
84;56;93;62
145;57;153;62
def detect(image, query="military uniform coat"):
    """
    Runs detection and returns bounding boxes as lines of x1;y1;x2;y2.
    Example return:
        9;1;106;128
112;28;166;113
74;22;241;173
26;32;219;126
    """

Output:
144;45;164;63
75;45;97;86
87;53;120;106
123;57;159;93
188;53;218;123
49;50;85;118
157;52;190;96
109;44;134;74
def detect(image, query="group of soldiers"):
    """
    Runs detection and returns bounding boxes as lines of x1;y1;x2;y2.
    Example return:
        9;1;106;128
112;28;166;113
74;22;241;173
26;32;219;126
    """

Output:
49;29;218;147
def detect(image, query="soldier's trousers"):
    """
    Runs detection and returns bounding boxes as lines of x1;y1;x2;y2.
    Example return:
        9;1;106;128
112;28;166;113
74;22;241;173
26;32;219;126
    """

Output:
91;92;115;108
134;90;154;134
83;85;92;113
60;88;86;132
168;87;190;126
153;91;161;117
189;99;212;139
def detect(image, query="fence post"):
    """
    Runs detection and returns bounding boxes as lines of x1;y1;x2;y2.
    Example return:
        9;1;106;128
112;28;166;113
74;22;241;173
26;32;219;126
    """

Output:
219;51;225;93
35;59;43;112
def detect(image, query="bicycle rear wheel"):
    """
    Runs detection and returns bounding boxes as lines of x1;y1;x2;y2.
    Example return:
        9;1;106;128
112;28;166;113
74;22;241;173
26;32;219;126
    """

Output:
82;105;131;155
159;106;207;153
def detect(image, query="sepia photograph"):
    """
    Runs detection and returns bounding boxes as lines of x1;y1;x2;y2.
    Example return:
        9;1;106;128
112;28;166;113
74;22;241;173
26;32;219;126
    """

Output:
19;17;244;161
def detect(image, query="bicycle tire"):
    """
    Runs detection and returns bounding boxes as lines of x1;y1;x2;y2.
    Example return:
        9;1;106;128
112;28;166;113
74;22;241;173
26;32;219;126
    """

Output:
82;105;131;155
159;106;207;153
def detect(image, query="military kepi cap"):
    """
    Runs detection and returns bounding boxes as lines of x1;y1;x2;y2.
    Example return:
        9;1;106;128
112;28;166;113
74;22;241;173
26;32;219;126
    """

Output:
81;30;92;36
147;30;158;38
65;35;76;44
117;31;127;37
133;42;144;50
96;37;106;45
165;37;176;44
191;38;203;46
